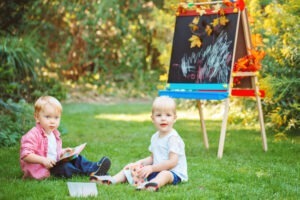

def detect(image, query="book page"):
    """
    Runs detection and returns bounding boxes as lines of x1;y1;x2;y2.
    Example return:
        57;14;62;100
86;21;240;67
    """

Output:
60;143;87;161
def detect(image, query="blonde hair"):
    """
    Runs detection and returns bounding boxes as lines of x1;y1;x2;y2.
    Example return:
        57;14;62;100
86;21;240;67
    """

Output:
34;96;62;116
152;96;176;114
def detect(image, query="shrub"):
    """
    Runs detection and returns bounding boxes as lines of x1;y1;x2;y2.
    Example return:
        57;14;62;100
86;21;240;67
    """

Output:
248;0;299;135
0;99;34;147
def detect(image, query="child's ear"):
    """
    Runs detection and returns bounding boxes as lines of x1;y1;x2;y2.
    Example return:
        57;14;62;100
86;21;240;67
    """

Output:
34;113;40;123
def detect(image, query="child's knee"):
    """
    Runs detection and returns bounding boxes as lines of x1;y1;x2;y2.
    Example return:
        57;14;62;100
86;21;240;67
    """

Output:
159;170;175;183
159;170;172;177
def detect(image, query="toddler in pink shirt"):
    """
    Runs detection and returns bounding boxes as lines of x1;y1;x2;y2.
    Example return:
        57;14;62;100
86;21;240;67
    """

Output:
20;96;111;180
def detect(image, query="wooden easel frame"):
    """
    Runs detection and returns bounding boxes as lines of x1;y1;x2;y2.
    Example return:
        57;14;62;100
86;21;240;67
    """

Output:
197;10;267;158
159;3;268;158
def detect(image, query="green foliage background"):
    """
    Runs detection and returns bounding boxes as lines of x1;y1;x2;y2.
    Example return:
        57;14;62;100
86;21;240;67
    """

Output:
0;0;299;146
248;0;299;135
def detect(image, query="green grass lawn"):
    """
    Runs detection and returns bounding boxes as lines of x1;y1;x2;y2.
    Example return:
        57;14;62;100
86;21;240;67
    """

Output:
0;101;299;199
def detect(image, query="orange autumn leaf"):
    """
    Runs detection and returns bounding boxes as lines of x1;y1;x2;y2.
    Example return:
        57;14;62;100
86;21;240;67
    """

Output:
192;16;200;24
211;18;219;27
189;35;202;48
219;8;225;16
219;16;229;26
234;57;249;71
177;5;187;15
249;49;265;63
189;23;199;31
205;25;213;36
234;49;266;72
189;17;200;31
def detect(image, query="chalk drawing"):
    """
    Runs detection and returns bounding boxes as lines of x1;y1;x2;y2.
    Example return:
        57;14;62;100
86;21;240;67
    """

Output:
179;31;232;83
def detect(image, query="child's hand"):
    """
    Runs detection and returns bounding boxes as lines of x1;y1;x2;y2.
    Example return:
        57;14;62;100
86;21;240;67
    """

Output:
124;162;137;170
42;157;56;169
61;147;73;156
137;165;153;179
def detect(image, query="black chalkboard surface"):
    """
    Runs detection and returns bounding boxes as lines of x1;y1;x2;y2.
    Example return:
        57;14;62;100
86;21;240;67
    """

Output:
168;11;241;87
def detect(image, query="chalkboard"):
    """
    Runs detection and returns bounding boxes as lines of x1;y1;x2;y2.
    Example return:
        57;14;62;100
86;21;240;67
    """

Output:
167;11;242;88
160;7;267;159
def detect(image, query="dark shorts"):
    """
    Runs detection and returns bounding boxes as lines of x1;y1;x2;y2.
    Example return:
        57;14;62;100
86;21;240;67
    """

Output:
147;171;181;185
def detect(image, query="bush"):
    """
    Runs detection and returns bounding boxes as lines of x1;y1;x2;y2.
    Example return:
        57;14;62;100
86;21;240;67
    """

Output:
0;99;68;147
0;35;67;103
248;0;300;135
0;99;34;147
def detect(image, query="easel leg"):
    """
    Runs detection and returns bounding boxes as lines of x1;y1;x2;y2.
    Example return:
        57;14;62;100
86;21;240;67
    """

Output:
217;98;230;158
253;76;268;151
197;100;209;149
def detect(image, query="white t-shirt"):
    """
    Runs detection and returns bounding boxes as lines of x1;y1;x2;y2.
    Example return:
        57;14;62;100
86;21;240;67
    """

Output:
47;132;57;161
148;129;188;182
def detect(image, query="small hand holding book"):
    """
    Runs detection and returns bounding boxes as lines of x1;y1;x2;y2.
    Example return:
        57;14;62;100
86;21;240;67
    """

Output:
124;163;146;187
59;143;87;162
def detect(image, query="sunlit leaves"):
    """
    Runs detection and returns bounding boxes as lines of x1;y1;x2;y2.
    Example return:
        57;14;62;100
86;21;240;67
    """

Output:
189;35;202;48
159;73;168;81
251;34;263;48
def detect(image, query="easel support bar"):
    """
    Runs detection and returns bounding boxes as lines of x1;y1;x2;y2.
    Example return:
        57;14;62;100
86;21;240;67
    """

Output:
197;100;209;149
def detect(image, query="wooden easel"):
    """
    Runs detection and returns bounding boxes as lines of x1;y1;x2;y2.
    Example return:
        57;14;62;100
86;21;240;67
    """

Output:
159;2;267;158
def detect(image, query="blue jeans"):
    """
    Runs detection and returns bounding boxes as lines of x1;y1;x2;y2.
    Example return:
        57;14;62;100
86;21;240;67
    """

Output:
147;171;182;185
50;155;98;178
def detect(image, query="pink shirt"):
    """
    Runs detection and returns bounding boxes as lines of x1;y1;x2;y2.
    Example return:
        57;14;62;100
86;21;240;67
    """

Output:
20;123;63;180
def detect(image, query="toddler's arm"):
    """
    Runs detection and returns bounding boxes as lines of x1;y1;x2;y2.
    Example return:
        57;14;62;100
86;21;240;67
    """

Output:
23;153;56;169
138;152;178;178
135;155;153;166
123;155;153;170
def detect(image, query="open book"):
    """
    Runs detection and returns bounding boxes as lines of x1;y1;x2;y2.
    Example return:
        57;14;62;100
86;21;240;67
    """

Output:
59;143;87;162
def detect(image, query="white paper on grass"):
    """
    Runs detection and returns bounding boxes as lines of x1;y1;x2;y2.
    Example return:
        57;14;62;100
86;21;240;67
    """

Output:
67;182;98;197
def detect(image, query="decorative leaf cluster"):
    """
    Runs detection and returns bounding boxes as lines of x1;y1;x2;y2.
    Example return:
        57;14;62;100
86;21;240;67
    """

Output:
188;7;230;48
176;0;246;48
176;0;245;16
233;49;266;85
